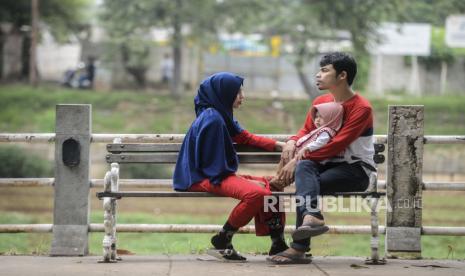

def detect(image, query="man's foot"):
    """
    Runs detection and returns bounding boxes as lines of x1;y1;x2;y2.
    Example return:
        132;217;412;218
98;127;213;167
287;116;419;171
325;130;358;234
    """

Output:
303;214;325;227
266;248;311;264
292;215;329;240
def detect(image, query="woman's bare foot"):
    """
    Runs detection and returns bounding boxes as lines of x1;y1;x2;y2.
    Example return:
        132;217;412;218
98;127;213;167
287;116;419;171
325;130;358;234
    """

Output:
269;177;288;191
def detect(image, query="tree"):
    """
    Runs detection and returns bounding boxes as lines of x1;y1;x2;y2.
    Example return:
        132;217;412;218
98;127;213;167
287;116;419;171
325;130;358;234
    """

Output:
220;0;403;99
0;0;92;80
100;0;222;98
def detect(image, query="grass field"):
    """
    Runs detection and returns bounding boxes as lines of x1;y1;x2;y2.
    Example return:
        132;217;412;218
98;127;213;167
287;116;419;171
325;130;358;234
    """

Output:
0;186;464;259
0;84;464;135
0;84;464;259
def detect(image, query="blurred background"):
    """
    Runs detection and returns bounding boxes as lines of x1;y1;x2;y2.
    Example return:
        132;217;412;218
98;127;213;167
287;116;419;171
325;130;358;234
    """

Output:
0;0;464;259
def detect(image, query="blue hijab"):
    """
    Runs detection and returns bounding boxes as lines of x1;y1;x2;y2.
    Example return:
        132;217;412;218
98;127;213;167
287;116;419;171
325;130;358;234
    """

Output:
173;72;244;191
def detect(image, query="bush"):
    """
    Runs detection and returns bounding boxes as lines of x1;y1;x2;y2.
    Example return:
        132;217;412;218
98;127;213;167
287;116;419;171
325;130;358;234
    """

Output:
0;146;53;177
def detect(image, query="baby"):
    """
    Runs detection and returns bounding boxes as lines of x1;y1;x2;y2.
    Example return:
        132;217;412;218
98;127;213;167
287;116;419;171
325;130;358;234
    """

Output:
270;101;344;190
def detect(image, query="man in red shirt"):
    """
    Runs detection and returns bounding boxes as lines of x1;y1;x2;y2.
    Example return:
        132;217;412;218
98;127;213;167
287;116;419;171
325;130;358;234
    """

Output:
268;52;375;264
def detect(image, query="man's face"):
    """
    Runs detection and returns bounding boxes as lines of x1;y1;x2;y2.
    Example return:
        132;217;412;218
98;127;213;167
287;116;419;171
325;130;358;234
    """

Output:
233;88;245;109
315;64;340;90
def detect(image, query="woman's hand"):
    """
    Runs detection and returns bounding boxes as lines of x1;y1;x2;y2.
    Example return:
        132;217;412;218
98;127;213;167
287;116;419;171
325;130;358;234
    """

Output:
281;140;296;163
275;141;286;151
277;157;297;184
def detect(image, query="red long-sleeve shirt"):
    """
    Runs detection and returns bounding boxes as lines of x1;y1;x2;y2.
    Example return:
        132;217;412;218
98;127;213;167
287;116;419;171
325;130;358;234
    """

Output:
233;130;277;151
290;93;374;163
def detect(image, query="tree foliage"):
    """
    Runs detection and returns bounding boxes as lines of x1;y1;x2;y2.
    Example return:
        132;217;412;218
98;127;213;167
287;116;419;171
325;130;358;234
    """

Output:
403;0;465;70
100;0;223;95
0;0;92;41
0;0;92;80
223;0;402;98
98;0;465;96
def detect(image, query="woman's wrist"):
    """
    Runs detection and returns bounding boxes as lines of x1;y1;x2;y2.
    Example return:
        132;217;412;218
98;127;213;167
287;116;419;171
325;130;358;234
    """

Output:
286;140;296;145
275;141;286;151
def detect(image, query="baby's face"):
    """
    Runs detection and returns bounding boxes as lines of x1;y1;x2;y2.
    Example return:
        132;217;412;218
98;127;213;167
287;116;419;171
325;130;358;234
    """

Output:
314;111;324;128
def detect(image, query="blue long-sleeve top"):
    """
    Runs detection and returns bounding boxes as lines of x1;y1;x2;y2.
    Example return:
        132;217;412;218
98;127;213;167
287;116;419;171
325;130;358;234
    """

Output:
172;72;276;191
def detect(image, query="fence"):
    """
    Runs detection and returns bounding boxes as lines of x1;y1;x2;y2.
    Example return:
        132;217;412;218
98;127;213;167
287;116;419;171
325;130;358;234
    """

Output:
0;104;465;258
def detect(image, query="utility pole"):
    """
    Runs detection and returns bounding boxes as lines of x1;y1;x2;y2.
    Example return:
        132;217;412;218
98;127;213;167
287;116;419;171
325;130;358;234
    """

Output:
30;0;39;86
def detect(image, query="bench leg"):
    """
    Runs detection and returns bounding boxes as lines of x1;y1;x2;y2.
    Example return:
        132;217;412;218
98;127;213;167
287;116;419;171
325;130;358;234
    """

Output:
110;197;118;261
365;196;386;265
110;163;120;261
101;171;116;262
103;197;114;262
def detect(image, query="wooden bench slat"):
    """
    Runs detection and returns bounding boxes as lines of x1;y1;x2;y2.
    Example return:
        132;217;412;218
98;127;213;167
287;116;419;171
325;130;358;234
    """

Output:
106;153;281;164
96;191;386;199
107;143;276;153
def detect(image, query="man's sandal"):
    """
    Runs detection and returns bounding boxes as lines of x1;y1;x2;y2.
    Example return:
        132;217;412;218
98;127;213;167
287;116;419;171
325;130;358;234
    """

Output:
206;248;247;262
292;223;329;240
266;251;312;265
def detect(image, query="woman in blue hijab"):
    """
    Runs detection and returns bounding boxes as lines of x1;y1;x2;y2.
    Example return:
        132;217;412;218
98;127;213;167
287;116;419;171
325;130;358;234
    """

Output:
173;72;287;261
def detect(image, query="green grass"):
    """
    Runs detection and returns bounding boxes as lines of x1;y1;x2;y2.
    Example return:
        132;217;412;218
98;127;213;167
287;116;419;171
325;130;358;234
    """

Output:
1;84;465;135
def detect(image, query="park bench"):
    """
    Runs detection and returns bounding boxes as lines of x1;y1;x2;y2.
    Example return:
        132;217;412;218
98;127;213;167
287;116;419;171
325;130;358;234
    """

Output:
97;138;386;264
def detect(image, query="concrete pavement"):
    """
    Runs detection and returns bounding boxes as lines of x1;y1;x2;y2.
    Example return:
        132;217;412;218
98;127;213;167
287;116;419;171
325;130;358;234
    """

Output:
1;255;464;276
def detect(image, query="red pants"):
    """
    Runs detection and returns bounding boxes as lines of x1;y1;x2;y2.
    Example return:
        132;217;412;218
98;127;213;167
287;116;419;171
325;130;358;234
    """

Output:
188;174;285;236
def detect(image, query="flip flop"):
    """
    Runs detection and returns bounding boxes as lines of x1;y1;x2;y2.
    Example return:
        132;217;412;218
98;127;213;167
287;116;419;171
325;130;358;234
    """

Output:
266;251;312;265
206;248;247;262
292;224;329;240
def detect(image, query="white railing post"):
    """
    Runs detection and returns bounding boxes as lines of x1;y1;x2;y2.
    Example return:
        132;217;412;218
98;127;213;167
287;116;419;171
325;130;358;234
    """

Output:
385;105;424;259
102;138;121;262
50;104;91;256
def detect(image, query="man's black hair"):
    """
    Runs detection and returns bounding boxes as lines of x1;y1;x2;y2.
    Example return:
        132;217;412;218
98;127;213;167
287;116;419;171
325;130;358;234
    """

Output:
320;52;357;86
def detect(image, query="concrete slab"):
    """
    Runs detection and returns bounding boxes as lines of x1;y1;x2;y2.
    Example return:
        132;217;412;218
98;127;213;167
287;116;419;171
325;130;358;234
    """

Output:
0;255;464;276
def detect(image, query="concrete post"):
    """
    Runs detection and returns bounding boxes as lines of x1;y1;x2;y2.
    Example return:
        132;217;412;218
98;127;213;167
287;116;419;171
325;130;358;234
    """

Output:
50;104;91;256
385;105;424;259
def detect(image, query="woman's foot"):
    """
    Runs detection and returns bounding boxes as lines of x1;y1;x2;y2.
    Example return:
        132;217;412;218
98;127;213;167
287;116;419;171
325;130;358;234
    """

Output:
209;233;246;261
211;233;232;249
268;177;286;191
269;239;289;256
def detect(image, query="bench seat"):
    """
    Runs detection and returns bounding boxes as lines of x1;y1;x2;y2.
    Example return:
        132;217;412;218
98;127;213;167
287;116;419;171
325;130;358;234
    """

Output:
96;191;385;199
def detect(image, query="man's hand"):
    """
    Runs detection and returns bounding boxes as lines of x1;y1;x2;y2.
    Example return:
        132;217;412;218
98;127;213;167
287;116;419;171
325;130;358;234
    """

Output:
277;158;297;184
295;148;309;161
281;140;296;163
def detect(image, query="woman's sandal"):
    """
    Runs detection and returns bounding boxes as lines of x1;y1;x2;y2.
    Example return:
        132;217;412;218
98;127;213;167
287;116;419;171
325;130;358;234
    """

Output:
266;251;312;264
206;248;247;262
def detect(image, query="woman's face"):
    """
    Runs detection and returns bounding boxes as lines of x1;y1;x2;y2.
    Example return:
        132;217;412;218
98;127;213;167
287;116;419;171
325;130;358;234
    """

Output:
233;88;245;109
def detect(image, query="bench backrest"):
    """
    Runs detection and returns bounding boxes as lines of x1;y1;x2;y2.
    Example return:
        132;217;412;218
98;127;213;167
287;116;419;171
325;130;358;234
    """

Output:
105;143;385;165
